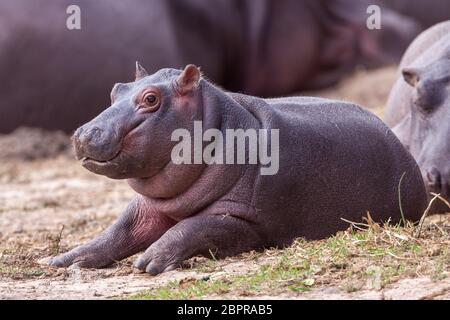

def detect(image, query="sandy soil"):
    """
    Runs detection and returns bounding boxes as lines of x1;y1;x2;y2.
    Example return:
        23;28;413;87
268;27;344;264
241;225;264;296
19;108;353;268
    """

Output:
0;66;448;300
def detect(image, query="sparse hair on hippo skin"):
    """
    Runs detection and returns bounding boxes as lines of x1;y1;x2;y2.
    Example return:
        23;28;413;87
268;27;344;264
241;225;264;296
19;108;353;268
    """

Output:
385;21;450;212
49;63;427;276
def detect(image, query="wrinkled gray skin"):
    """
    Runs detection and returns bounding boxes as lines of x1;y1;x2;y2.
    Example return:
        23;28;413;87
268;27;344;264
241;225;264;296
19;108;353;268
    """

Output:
385;21;450;210
49;64;426;275
0;0;423;133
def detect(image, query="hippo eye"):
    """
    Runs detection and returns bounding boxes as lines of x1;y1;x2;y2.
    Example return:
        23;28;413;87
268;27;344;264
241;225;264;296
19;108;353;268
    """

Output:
140;92;160;111
146;94;157;105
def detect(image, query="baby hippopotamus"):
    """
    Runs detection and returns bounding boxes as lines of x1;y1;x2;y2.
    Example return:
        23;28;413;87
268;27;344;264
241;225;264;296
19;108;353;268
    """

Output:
50;64;426;275
385;21;450;209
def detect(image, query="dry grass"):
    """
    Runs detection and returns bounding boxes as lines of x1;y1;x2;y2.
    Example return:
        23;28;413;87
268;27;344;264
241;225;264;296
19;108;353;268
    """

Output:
1;66;449;299
131;211;449;299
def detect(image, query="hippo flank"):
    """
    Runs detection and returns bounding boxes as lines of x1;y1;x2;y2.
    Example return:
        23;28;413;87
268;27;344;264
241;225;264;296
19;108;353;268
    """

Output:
385;21;450;210
0;0;421;133
50;64;427;275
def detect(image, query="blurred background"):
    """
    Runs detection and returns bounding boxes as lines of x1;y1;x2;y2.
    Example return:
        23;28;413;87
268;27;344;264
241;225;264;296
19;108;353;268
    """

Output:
1;0;450;133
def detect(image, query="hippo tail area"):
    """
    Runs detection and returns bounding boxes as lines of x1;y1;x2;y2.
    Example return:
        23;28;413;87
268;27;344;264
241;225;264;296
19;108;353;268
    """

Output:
354;100;428;224
373;116;428;225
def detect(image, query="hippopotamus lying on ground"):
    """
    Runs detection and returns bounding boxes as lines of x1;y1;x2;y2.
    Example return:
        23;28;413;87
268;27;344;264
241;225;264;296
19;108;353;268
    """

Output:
385;21;450;211
0;0;421;133
49;64;426;275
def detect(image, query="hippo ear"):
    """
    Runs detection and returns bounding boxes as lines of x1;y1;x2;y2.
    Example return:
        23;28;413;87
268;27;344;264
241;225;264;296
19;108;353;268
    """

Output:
135;61;149;81
175;64;201;95
402;67;420;87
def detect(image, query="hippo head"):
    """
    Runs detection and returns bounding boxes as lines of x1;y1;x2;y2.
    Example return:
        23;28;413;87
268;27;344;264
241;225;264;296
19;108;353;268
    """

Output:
72;63;202;180
401;58;450;198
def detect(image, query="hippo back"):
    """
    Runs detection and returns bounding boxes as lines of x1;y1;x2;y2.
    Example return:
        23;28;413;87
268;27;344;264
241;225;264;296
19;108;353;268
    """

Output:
234;94;427;241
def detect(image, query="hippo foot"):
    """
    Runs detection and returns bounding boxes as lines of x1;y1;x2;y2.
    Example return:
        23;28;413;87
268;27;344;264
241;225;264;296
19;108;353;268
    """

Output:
133;246;179;275
49;246;111;268
49;196;175;269
133;214;263;276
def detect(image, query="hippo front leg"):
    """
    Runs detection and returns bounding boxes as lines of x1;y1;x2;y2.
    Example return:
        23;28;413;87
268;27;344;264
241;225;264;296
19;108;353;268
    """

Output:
133;214;264;275
49;196;175;268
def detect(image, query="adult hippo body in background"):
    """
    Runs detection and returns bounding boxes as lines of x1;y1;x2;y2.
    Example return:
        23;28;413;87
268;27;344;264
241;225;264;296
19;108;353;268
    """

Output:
379;0;450;31
385;21;450;211
0;0;422;133
49;64;426;275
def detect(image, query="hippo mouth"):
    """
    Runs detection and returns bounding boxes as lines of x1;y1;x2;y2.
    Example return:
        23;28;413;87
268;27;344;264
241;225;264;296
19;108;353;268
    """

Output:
80;149;123;174
78;120;144;169
81;150;121;166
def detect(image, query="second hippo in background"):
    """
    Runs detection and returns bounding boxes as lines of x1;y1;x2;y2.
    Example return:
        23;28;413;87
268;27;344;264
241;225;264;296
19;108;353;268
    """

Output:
385;21;450;211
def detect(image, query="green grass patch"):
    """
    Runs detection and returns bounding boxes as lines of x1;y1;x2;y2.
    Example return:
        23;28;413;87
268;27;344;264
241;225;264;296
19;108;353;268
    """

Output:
129;214;449;300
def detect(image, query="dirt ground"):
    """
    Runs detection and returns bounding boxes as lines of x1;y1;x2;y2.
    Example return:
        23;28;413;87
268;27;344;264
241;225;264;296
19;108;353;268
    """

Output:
0;66;448;300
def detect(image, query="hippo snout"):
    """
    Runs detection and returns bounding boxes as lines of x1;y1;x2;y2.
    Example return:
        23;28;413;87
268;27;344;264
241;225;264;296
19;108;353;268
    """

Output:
72;125;121;162
424;167;450;198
